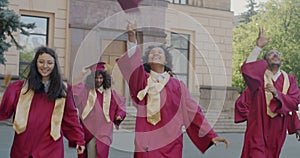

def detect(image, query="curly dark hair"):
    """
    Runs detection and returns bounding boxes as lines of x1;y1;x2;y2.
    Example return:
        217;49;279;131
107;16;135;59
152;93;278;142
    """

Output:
26;46;67;100
142;44;173;73
85;70;111;90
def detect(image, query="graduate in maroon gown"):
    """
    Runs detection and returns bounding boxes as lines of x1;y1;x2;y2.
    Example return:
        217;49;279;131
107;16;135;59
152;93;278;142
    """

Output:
235;88;300;136
116;22;229;158
235;28;300;158
0;46;85;158
72;62;126;158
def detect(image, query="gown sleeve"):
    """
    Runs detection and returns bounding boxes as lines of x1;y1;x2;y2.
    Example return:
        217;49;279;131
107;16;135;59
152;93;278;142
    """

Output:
180;81;218;153
0;81;23;120
234;87;251;123
61;84;85;146
270;75;300;114
241;60;267;92
286;111;300;134
117;46;148;106
112;90;126;126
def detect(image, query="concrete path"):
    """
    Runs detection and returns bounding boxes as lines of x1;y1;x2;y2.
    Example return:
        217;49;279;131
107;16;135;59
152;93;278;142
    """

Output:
1;125;299;158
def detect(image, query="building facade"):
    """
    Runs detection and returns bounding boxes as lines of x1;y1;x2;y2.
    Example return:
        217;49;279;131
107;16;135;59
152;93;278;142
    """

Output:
2;0;242;132
2;0;70;78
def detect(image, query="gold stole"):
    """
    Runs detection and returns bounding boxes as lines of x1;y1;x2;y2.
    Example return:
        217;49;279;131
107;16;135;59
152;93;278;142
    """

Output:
81;88;111;122
137;72;170;125
264;70;289;118
13;82;66;141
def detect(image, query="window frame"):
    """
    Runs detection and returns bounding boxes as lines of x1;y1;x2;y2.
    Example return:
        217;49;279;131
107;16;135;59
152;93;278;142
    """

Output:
170;32;190;86
168;0;188;5
19;11;53;78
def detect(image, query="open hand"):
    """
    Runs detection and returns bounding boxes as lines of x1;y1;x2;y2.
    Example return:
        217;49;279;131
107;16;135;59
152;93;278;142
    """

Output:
76;145;85;154
115;116;123;130
116;116;123;121
212;137;229;150
256;27;271;48
127;20;137;42
296;129;300;141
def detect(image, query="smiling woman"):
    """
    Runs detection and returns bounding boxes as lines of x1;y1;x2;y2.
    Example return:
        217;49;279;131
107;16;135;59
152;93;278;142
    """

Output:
115;21;229;158
36;53;55;82
0;46;86;157
27;47;63;98
142;45;172;74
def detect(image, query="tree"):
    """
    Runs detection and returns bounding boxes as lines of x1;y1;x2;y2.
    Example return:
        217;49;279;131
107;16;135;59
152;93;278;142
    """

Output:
241;0;258;23
232;0;300;91
0;0;35;64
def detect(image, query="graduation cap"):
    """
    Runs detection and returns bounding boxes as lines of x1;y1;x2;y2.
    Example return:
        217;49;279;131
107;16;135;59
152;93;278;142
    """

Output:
87;62;112;74
117;0;141;11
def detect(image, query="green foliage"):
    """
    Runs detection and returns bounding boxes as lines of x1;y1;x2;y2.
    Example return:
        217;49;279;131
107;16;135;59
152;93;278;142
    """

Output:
0;0;35;64
232;22;258;91
19;50;34;79
241;0;258;23
232;0;300;90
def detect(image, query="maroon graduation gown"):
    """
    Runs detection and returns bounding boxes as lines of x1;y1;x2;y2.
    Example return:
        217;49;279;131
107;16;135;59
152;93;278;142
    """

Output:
117;0;140;11
117;46;217;158
286;111;300;134
0;80;85;158
236;60;300;158
72;83;126;158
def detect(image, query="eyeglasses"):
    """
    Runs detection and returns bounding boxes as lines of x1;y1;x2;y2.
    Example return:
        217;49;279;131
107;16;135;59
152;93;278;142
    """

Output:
267;50;281;56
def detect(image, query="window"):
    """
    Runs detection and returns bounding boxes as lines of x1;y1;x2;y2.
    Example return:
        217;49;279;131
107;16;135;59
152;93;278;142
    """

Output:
171;33;190;85
19;15;49;78
168;0;188;4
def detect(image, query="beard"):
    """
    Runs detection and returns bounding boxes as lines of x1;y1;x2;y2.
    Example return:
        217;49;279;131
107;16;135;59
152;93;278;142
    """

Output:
269;62;281;68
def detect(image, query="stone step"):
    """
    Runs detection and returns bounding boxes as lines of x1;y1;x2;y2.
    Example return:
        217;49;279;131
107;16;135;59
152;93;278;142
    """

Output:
119;124;136;130
204;114;233;119
207;119;235;123
214;126;246;130
121;106;245;132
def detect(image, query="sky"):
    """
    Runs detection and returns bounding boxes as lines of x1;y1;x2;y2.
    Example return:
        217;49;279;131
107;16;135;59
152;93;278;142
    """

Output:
231;0;269;15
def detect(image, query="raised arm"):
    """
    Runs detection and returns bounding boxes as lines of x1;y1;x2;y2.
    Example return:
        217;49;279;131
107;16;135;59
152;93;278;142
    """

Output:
117;22;149;105
246;27;271;63
256;27;271;48
72;67;90;86
127;20;137;43
241;28;271;91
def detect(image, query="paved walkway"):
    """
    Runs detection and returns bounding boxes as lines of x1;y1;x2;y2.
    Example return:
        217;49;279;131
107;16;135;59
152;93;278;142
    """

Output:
1;124;299;158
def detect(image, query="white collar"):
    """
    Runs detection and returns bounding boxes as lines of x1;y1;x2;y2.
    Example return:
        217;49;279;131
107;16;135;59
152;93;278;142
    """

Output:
97;86;104;94
266;69;281;82
150;70;168;82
